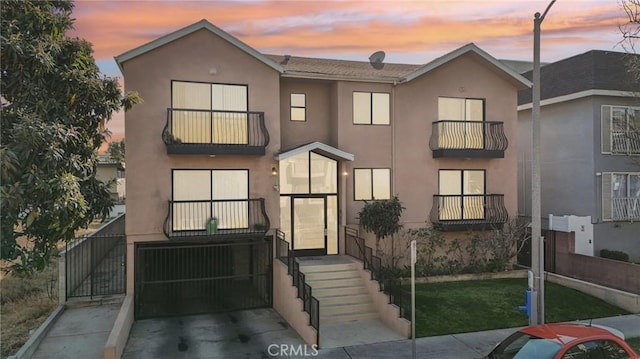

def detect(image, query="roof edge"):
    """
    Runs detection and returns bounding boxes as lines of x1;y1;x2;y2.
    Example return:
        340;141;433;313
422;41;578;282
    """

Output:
402;43;532;88
275;141;355;161
114;19;283;73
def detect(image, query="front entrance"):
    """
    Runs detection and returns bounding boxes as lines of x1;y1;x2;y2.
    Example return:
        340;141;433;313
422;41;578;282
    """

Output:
278;147;346;256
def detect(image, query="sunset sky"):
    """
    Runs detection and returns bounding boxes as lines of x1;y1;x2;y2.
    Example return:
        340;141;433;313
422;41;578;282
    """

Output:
69;0;628;141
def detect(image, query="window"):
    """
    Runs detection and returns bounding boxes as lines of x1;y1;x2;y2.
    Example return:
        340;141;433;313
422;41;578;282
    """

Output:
354;168;390;200
602;172;640;221
278;151;337;194
353;92;390;125
438;170;485;220
171;81;248;144
290;93;306;122
172;169;249;230
561;340;631;359
602;105;640;154
437;97;485;149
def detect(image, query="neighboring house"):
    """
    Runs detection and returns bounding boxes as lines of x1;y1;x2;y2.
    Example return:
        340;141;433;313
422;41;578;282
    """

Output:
96;160;125;202
115;19;529;341
517;50;640;262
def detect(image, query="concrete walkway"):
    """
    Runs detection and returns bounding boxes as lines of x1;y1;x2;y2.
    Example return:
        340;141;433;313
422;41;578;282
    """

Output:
29;300;122;359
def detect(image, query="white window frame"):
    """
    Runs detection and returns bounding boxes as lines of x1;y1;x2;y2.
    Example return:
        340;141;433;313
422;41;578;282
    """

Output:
601;105;640;155
601;172;640;221
353;92;390;125
354;168;391;201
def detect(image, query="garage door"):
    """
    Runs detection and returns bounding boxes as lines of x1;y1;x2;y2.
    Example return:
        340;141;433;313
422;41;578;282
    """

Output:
135;237;272;319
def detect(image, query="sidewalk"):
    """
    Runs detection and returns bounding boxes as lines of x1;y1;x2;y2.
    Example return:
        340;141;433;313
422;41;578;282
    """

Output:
314;314;640;359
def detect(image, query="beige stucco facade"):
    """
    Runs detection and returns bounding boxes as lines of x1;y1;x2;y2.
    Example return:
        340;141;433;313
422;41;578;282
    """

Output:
117;19;529;342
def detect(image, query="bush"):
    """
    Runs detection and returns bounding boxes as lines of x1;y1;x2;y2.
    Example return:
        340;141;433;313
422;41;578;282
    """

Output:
600;249;629;262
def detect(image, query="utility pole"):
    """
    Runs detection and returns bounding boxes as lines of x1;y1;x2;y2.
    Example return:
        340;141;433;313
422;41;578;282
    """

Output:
531;0;555;326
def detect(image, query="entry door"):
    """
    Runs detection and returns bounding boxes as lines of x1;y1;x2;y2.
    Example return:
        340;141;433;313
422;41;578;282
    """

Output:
292;197;327;256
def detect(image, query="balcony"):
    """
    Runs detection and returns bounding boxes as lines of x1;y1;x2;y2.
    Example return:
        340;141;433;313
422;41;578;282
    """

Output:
430;194;508;231
163;108;270;155
163;199;270;239
611;197;640;221
429;121;508;158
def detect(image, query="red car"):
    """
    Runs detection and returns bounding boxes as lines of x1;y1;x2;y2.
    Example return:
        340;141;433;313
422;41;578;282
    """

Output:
485;323;639;359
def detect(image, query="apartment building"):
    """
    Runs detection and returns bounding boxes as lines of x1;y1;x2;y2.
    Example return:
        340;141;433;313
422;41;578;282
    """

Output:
518;50;640;262
116;19;529;343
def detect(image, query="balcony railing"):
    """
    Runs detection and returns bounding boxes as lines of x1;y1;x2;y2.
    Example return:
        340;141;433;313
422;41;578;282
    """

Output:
429;121;508;158
430;194;508;231
611;197;640;221
163;199;270;239
163;108;270;155
611;131;640;155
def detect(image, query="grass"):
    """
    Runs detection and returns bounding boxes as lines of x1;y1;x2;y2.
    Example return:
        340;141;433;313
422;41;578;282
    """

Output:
407;278;630;337
0;258;59;358
627;337;640;353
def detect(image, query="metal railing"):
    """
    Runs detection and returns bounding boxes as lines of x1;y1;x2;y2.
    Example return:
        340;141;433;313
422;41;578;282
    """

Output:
611;131;640;154
65;233;126;299
163;108;269;155
429;120;508;152
275;230;320;334
611;197;640;220
429;194;508;229
344;227;408;320
163;198;270;239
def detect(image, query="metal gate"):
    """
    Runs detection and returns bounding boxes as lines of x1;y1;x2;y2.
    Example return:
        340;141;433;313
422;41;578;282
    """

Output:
135;237;272;319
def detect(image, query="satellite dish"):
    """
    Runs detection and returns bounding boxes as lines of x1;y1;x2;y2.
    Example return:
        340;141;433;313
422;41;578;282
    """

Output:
369;50;385;70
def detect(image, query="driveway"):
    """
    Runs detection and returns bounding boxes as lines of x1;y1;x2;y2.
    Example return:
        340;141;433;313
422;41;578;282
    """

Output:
122;308;309;359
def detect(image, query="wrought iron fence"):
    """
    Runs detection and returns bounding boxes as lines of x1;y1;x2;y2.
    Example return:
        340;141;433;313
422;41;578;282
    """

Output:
344;227;408;320
163;198;270;239
429;120;508;152
163;108;269;155
65;233;126;299
275;230;320;333
429;194;508;229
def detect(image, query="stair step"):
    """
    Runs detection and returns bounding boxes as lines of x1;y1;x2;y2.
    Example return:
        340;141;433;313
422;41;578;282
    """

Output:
298;263;357;273
320;310;378;323
312;285;367;297
322;302;375;315
315;293;371;305
303;269;361;281
307;277;362;288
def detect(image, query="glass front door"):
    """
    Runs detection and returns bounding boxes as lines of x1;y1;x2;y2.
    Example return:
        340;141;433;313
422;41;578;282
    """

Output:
292;197;326;256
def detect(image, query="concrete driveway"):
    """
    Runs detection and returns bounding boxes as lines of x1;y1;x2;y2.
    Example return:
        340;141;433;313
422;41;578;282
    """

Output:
122;308;309;359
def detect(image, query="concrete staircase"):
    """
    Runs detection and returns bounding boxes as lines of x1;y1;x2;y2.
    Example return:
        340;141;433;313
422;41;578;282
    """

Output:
300;261;378;324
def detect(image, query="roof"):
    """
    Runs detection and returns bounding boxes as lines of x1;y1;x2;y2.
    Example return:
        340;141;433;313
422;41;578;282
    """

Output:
266;54;419;83
518;50;640;105
275;142;354;161
115;19;283;73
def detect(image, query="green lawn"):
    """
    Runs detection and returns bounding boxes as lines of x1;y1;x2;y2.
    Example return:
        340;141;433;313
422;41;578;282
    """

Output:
627;337;640;353
401;278;629;337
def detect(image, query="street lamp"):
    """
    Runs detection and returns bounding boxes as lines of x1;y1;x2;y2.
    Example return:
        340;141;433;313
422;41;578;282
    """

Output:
531;0;556;326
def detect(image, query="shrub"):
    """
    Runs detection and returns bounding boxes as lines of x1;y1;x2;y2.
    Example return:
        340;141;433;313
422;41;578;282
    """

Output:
600;249;629;262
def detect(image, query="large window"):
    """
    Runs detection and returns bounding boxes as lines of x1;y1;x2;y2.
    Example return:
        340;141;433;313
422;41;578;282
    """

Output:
354;168;391;200
602;172;640;221
438;170;485;220
290;93;306;122
172;169;249;230
171;81;248;144
353;92;390;125
602;105;640;154
438;97;485;149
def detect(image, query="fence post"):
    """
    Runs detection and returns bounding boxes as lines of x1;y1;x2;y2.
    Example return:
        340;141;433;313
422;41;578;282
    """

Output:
90;237;94;299
58;249;67;304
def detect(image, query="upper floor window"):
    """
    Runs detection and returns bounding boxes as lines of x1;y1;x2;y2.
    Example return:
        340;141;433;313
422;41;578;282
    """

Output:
602;105;640;155
353;92;390;125
354;168;390;200
438;169;485;220
438;97;484;122
602;172;640;221
290;93;306;122
437;97;485;149
171;81;248;144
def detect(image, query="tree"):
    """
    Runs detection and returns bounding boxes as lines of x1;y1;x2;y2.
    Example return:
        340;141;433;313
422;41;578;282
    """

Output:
107;139;125;164
0;0;140;273
357;196;405;257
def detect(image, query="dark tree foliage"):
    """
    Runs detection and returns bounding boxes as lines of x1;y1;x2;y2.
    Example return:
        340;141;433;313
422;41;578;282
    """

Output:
107;139;125;164
358;196;405;254
0;0;139;273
